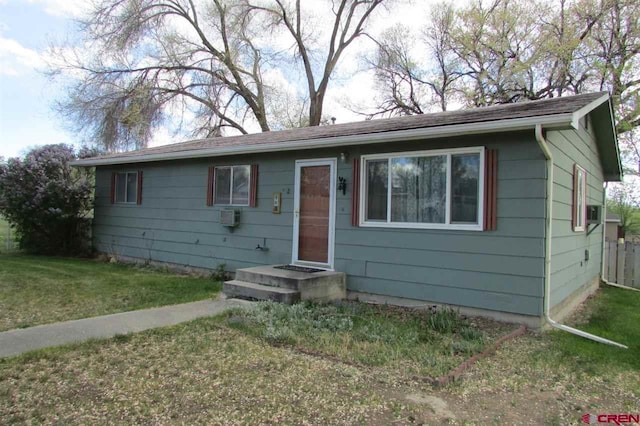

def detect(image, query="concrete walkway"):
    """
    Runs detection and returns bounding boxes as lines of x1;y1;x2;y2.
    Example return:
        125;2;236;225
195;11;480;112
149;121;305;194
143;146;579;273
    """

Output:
0;298;251;358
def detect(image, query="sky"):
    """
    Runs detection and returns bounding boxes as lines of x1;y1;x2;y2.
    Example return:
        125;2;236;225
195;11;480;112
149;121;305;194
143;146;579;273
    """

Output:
0;0;445;159
0;0;87;158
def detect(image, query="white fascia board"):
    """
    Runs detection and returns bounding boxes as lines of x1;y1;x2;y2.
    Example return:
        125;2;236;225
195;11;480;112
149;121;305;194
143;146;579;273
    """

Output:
73;113;574;166
570;93;610;129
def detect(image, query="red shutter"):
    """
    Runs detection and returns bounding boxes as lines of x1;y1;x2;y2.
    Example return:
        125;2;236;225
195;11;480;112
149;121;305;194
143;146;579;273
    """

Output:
206;166;215;206
136;171;143;205
483;149;498;231
572;164;578;230
249;164;259;207
351;157;360;227
110;172;116;204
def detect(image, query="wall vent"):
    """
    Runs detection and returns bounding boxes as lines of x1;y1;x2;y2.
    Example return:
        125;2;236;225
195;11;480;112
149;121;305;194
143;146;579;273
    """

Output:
586;205;601;224
220;209;240;227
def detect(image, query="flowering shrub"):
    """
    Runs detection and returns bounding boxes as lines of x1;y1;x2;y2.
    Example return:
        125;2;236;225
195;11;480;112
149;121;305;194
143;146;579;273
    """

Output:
0;144;96;255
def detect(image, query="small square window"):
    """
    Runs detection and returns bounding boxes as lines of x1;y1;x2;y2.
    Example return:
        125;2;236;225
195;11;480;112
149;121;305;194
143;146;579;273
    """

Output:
214;165;250;206
115;172;138;204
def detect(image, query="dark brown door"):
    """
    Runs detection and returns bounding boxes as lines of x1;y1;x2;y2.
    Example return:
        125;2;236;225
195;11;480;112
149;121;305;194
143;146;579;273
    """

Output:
297;164;331;263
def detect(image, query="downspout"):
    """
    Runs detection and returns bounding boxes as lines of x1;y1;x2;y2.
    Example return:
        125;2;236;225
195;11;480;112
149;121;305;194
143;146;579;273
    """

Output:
601;182;640;292
535;124;628;349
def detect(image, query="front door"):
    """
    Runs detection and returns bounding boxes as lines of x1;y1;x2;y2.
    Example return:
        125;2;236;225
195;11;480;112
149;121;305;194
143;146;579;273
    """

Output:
292;158;336;269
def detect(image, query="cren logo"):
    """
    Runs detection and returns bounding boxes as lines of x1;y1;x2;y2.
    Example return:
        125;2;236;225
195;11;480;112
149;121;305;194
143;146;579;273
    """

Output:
582;413;640;425
582;413;597;424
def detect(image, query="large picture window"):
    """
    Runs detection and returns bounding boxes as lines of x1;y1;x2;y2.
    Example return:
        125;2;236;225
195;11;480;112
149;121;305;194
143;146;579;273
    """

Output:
360;148;484;230
115;172;138;204
214;165;250;205
573;164;586;232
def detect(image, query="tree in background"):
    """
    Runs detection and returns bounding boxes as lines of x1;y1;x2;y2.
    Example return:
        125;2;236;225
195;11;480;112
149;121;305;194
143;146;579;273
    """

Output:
607;181;640;238
48;0;387;152
0;145;94;255
371;0;640;173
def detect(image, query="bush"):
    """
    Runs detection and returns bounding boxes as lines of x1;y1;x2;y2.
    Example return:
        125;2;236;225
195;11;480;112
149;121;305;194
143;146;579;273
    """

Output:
0;144;95;255
227;301;354;344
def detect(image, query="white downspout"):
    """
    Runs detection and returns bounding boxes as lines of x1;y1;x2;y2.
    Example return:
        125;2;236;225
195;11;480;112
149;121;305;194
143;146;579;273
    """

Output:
535;124;628;349
601;182;640;292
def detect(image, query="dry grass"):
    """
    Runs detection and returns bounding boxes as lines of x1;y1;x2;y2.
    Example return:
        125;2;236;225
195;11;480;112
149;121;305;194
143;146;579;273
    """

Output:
0;319;408;424
1;288;637;424
432;333;640;425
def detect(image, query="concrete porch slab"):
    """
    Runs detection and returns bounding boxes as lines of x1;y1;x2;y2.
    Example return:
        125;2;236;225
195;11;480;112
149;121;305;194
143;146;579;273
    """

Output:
228;265;346;303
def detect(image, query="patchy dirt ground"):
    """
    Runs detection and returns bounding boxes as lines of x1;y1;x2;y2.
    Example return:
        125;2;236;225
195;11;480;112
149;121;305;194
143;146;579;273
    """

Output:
393;334;639;425
2;288;638;424
1;321;637;425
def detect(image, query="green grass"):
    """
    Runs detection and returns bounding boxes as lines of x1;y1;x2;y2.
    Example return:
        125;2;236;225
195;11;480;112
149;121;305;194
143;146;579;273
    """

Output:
542;286;640;373
0;254;221;331
0;217;17;253
224;301;512;377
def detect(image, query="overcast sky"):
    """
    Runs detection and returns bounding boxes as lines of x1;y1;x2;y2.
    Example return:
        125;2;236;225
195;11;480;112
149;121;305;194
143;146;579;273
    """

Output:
0;0;444;159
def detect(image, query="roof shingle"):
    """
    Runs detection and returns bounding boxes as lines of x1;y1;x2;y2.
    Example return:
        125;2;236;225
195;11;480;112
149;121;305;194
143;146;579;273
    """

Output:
81;92;608;163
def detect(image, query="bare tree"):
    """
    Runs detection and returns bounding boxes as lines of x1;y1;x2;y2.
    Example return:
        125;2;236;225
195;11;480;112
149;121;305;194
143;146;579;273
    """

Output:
248;0;385;126
370;0;640;171
369;25;427;116
367;3;460;117
576;0;640;171
49;0;388;152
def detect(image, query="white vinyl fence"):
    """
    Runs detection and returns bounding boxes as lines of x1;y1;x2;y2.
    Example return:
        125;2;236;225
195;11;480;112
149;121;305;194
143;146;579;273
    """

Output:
605;240;640;288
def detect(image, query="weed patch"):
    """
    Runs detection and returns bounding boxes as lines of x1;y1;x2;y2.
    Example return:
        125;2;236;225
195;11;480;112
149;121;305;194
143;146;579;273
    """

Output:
226;301;494;377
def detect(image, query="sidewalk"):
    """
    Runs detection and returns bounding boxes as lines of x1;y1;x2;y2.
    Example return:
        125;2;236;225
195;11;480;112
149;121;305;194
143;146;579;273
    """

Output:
0;298;251;358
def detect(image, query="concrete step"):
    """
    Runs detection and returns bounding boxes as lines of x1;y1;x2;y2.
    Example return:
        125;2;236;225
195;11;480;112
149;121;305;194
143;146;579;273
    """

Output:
223;280;300;304
235;268;300;290
235;266;345;292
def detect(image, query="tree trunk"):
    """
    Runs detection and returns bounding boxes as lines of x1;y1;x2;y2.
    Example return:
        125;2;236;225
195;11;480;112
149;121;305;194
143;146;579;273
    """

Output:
308;91;325;126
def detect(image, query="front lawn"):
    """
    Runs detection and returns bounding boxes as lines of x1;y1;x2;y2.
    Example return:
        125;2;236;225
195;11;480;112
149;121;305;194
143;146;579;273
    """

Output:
0;321;397;424
0;286;637;424
0;254;220;331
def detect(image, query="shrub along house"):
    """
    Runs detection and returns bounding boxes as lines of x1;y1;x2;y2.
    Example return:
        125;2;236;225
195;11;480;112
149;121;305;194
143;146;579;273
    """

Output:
75;92;622;328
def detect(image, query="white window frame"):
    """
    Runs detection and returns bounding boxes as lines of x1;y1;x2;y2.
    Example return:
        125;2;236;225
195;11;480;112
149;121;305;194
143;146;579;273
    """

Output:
359;146;485;231
115;171;138;204
214;165;251;206
573;164;587;232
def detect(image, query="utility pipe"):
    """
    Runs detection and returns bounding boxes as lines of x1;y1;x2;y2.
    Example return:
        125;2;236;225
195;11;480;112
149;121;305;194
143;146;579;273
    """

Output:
535;124;628;349
601;182;640;292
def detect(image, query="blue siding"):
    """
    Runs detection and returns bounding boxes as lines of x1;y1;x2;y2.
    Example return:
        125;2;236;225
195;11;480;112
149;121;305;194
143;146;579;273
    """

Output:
93;132;546;316
546;122;604;309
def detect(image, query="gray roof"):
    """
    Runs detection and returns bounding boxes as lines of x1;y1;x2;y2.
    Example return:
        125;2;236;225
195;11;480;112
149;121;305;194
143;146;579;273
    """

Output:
74;92;621;180
606;212;621;222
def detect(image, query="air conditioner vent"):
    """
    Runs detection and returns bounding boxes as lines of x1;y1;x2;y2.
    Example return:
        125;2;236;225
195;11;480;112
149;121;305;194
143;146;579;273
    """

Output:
220;209;240;227
586;205;601;224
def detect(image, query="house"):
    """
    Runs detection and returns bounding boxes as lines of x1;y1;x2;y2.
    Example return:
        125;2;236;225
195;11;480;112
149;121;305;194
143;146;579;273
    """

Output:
75;92;622;328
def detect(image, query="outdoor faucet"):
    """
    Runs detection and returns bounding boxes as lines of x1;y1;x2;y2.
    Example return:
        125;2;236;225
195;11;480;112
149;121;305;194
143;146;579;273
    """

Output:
255;238;269;251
